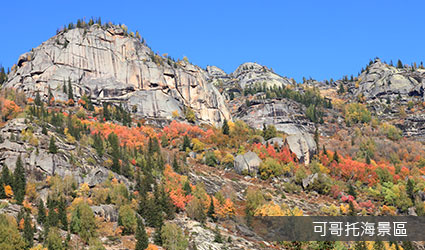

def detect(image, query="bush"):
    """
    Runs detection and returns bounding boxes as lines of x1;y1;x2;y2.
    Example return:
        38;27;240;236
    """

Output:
379;123;402;141
205;152;218;167
161;222;188;250
344;103;371;125
259;158;284;180
118;205;137;235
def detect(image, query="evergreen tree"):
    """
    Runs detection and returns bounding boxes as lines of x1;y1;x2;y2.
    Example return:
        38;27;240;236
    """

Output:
49;136;58;154
135;217;148;250
67;78;73;101
37;199;46;225
1;164;12;186
402;241;415;250
407;178;415;202
348;183;357;199
58;196;68;230
365;154;371;164
42;124;48;135
207;195;216;222
92;132;104;157
103;102;110;121
48;85;53;104
0;181;5;199
35;91;42;106
13;155;26;204
23;213;34;248
182;135;191;152
183;180;192;195
222;119;230;135
63;80;67;94
47;198;59;227
172;155;181;173
397;59;403;69
333;151;340;163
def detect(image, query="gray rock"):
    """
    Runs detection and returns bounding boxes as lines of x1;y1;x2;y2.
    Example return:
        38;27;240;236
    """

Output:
302;173;318;189
286;132;317;164
91;205;118;222
266;137;284;147
4;25;231;125
230;62;293;89
234;151;261;175
408;207;417;216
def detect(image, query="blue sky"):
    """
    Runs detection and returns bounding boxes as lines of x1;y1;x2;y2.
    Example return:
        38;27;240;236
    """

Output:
1;0;425;82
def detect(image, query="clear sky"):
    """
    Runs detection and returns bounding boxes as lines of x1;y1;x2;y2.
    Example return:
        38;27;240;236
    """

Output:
1;0;425;82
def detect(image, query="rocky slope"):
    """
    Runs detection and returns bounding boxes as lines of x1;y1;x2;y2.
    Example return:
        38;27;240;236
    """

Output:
4;24;231;125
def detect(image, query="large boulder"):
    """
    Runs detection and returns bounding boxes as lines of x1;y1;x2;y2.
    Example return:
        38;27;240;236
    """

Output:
234;151;262;175
286;133;316;164
4;24;231;125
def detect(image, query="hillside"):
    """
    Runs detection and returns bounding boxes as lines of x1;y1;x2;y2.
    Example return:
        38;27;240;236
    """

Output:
0;20;425;250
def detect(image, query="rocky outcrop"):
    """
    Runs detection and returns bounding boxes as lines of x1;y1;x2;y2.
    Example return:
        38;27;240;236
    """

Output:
91;205;118;222
235;99;316;163
4;24;230;125
234;151;262;175
352;59;425;101
286;133;317;164
230;62;293;89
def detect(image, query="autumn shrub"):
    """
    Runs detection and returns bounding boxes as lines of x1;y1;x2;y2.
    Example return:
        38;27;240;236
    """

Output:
245;187;266;216
344;103;371;126
379;123;402;141
186;197;206;223
259;157;284;180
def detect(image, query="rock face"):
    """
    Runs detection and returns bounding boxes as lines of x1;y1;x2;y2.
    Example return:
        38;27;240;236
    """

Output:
353;59;425;101
229;62;293;89
234;151;262;175
4;24;230;125
235;98;316;163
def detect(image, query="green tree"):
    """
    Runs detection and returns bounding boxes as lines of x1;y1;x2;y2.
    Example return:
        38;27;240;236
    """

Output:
182;135;191;152
397;59;403;69
118;205;137;235
1;165;12;187
70;201;97;242
13;155;26;204
67;78;73;101
47;227;64;250
23;213;34;248
135;217;148;250
58;197;68;230
37;199;46;225
48;136;58;154
263;124;277;140
406;178;415;202
373;241;384;250
161;222;188;250
222;119;230;135
207;195;216;222
184;107;196;123
0;214;27;250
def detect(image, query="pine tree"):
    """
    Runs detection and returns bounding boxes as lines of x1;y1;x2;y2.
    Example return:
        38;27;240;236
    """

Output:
397;59;403;69
182;135;191;152
183;180;192;195
13;155;26;204
333;151;340;163
103;102;110;121
67;78;73;101
222;119;229;135
207;195;216;222
407;178;415;202
63;80;67;94
348;183;357;199
58;196;68;230
172;155;180;173
23;213;34;248
48;85;53;105
49;136;58;154
135;217;148;250
35;91;41;106
37;199;47;225
1;164;12;186
0;181;5;199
